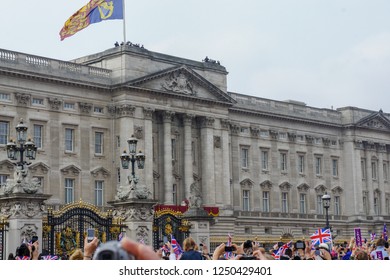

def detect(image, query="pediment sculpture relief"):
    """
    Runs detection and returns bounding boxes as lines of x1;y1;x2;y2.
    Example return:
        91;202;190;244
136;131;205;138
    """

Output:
162;71;196;95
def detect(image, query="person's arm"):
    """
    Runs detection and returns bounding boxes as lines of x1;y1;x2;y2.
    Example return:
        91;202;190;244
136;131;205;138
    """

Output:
252;249;266;260
83;236;99;260
212;243;225;260
30;241;40;260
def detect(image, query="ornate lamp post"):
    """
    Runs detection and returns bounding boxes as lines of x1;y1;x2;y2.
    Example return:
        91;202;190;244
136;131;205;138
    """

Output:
120;135;145;185
6;119;37;169
322;192;331;229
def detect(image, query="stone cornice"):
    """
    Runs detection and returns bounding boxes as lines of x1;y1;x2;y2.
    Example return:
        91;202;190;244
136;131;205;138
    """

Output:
229;107;342;129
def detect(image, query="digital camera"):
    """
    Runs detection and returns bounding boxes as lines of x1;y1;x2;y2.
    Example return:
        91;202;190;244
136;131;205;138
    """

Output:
92;240;135;260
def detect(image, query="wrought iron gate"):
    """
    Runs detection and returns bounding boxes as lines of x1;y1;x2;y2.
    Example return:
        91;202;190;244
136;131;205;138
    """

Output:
42;200;123;257
0;218;8;260
152;208;190;250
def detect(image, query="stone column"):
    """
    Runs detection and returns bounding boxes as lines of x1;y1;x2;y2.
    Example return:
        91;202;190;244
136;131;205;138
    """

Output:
117;104;136;187
163;111;175;205
364;147;376;216
200;117;215;205
221;119;232;210
143;107;154;198
183;114;195;200
378;145;386;216
343;138;364;219
230;123;240;210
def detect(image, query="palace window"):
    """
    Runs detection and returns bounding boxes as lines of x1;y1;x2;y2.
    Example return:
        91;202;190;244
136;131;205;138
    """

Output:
315;156;322;176
95;132;103;155
280;152;288;172
242;190;250;211
334;196;341;215
241;147;249;168
298;154;305;174
33;124;43;149
262;191;270;212
261;150;269;171
0;121;9;145
332;159;339;177
65;128;74;152
317;195;324;214
299;193;307;214
281;192;289;213
65;178;75;204
95;180;104;206
32;98;44;105
372;161;377;180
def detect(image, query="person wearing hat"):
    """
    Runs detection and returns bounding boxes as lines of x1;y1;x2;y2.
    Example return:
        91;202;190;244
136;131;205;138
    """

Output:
317;243;331;260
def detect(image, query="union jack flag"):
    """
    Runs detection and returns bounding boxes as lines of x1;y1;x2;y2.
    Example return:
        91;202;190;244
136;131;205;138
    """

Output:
170;235;183;259
15;256;30;260
371;232;376;241
382;224;388;241
272;241;292;260
118;232;124;241
41;255;59;260
223;233;234;259
310;228;332;247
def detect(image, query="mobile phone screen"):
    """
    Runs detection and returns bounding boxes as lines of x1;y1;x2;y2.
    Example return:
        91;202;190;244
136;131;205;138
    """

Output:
87;229;94;241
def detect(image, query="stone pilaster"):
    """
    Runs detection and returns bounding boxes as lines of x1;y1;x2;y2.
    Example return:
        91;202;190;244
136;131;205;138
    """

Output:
183;114;195;200
163;111;175;204
200;117;215;205
221;119;232;210
143;107;154;198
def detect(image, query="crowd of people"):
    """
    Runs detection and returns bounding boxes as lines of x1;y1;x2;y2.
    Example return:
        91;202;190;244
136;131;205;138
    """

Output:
6;234;390;260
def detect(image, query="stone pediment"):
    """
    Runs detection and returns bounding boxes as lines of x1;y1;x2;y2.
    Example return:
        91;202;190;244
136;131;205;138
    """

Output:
240;178;254;188
60;165;81;176
127;65;236;104
91;167;110;178
356;110;390;131
0;159;15;172
29;162;50;174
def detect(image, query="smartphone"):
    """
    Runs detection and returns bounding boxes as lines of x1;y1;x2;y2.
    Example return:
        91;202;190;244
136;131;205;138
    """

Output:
31;235;38;244
87;228;95;242
295;241;305;249
224;246;234;252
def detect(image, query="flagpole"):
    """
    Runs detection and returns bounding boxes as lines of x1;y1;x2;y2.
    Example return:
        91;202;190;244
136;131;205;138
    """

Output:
122;0;127;43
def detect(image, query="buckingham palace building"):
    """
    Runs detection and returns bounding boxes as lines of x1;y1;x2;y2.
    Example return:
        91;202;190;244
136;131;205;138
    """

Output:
0;45;389;249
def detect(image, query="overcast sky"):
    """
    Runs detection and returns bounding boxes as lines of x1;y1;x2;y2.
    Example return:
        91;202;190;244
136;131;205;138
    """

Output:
2;1;390;112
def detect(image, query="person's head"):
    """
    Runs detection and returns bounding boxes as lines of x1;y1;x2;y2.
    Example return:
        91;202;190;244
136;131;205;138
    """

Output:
182;237;196;252
318;243;330;252
355;250;369;260
69;248;84;260
284;248;293;258
243;240;253;254
376;238;386;247
16;243;30;257
7;253;14;260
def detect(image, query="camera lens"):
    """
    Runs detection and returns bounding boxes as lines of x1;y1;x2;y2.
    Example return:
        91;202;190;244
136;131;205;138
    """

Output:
101;251;113;260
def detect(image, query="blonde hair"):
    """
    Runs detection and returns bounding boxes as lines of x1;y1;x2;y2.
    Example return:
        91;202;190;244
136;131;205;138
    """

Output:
182;237;197;251
69;249;84;260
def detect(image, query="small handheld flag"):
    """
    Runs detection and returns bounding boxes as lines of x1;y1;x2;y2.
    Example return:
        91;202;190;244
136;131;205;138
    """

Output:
310;228;332;247
170;235;183;259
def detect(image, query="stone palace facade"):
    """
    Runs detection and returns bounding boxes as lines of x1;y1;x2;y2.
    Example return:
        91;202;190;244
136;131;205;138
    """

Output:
0;45;389;244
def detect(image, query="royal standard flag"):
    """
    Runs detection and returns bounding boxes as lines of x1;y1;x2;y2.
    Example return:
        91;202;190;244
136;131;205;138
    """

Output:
60;0;123;41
